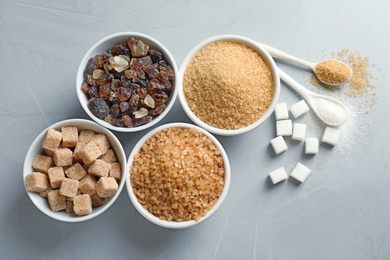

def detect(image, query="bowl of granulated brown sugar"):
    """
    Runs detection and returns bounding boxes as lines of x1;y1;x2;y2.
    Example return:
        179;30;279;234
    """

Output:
178;35;280;136
126;122;230;229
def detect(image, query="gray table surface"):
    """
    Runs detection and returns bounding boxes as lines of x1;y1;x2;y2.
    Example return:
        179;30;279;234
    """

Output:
1;0;390;259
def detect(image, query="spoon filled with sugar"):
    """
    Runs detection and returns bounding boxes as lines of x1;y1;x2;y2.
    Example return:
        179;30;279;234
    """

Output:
259;43;353;86
276;67;348;126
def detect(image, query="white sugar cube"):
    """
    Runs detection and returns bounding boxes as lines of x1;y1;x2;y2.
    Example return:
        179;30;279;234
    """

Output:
276;119;292;136
270;136;288;155
305;137;319;155
290;100;309;118
322;127;341;146
290;162;311;183
275;103;289;120
268;167;288;185
292;123;306;141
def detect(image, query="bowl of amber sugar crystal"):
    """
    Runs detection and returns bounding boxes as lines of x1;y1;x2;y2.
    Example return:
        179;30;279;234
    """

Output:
76;32;178;132
126;122;231;229
178;35;280;136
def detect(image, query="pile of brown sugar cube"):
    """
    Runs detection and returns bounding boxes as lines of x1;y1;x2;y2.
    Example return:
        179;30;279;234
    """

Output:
25;126;121;216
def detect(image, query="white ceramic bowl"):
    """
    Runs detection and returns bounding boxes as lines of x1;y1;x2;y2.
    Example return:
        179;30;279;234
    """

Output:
178;34;280;136
76;32;178;132
23;119;126;222
126;123;230;229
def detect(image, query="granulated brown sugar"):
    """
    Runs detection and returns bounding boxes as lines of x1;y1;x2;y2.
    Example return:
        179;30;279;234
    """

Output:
183;41;274;130
315;59;352;85
305;49;378;155
130;127;225;222
311;49;376;101
337;49;375;97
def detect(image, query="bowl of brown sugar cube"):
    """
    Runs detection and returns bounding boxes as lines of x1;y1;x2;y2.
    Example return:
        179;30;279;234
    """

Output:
178;34;280;136
76;32;178;132
23;119;126;222
126;123;231;229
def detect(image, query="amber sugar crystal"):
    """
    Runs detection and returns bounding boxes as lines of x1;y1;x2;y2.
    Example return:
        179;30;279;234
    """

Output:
130;128;225;222
183;41;275;130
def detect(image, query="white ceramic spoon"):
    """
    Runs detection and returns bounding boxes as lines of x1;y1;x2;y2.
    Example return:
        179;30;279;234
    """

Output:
276;67;348;126
259;43;352;86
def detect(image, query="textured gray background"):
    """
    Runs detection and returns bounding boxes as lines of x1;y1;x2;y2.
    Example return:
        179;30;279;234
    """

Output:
1;0;389;259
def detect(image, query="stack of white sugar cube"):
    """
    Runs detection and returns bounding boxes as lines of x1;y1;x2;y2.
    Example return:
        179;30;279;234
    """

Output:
268;100;342;185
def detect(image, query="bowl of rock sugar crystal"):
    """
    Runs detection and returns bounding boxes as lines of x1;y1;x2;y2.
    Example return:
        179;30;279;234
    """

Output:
76;32;178;132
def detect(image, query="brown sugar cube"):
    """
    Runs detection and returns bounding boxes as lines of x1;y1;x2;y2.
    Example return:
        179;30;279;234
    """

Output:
96;177;118;198
82;164;89;171
42;128;62;152
43;143;63;157
65;163;87;180
79;129;95;144
47;190;66;212
65;200;74;214
32;154;53;174
99;149;117;163
39;186;52;198
91;134;111;154
73;142;85;162
78;141;103;165
109;162;121;181
59;178;79;197
25;172;49;193
73;194;92;215
88;159;111;178
65;190;81;202
48;166;65;189
43;148;54;157
61;126;78;148
91;193;107;207
79;174;97;196
53;148;73;167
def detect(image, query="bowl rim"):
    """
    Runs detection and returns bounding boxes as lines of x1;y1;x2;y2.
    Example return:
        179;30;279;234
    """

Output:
126;122;231;229
23;118;126;222
178;34;280;136
76;31;178;133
